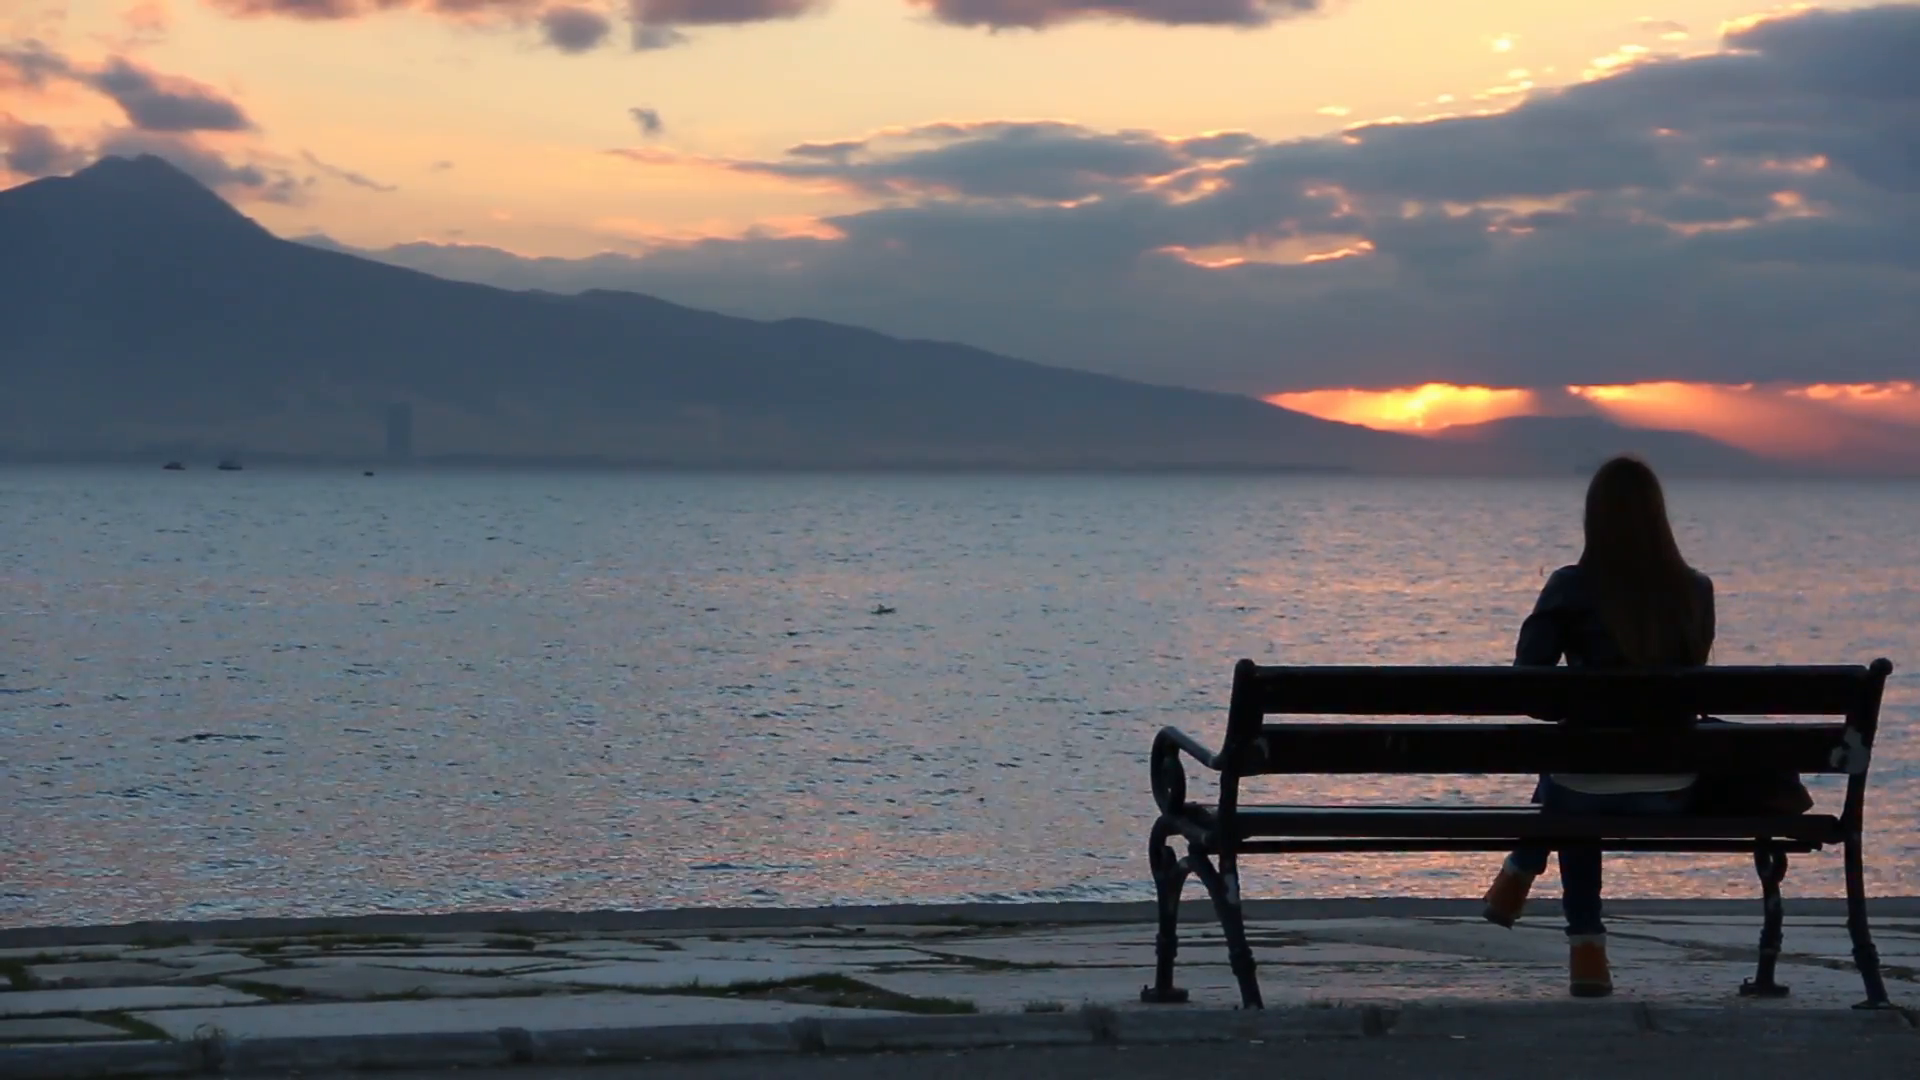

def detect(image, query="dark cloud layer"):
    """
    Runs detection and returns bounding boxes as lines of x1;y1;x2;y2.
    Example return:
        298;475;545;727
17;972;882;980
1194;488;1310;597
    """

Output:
540;5;613;51
197;0;1314;46
629;106;663;136
207;0;532;17
91;58;253;132
731;121;1243;201
365;5;1920;395
0;115;90;178
0;43;253;132
625;0;817;48
302;150;399;192
917;0;1322;29
627;0;815;24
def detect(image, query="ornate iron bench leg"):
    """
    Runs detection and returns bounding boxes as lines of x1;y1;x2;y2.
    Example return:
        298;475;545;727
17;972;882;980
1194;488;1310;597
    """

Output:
1188;848;1263;1009
1740;846;1790;998
1141;817;1192;1004
1844;831;1893;1009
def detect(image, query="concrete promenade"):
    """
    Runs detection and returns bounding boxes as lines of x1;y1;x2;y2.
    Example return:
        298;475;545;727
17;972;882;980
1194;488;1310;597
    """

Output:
2;899;1916;1077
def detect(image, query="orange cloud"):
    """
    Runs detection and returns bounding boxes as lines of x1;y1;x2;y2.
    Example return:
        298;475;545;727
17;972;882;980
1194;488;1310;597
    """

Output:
1569;382;1920;466
1788;381;1920;424
1269;381;1920;471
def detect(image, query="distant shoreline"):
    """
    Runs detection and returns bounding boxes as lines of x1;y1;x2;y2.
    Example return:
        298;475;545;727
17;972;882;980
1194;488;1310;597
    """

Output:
0;454;1354;475
3;456;1914;480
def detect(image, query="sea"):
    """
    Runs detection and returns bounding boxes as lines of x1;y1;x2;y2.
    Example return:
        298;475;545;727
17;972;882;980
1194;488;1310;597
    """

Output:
2;466;1917;928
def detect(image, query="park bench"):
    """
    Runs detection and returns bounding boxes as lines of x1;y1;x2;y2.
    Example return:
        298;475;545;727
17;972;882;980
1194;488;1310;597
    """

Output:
1142;659;1896;1010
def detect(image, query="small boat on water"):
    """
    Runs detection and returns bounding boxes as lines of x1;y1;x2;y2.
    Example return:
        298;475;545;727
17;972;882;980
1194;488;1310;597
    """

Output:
161;461;185;471
216;458;243;471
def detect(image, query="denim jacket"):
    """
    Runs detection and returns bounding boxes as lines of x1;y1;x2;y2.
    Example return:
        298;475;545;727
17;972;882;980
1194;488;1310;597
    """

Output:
1516;564;1715;671
1515;563;1716;794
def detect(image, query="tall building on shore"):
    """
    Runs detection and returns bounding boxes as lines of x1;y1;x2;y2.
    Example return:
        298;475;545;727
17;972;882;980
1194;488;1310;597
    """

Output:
385;402;413;462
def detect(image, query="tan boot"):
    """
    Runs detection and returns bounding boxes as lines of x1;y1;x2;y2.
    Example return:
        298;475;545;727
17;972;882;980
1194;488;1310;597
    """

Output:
1569;934;1613;998
1481;860;1536;928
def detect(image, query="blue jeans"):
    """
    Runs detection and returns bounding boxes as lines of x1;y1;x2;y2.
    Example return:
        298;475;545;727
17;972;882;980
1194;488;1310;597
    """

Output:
1508;778;1694;936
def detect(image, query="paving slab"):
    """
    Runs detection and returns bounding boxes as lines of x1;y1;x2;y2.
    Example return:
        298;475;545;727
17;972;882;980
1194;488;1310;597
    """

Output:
0;1017;134;1042
1225;918;1422;936
642;926;848;940
835;925;977;939
311;948;519;960
911;940;1157;968
132;992;905;1040
0;945;126;962
292;954;587;975
1634;960;1895;1009
1608;921;1873;957
0;985;261;1018
854;954;1857;1014
1543;916;1756;928
119;946;230;965
863;967;1249;1011
898;926;1152;941
25;960;181;989
218;964;531;1001
1293;920;1691;964
1814;945;1920;964
1255;943;1474;965
158;954;273;981
514;959;840;991
532;941;678;959
671;942;934;967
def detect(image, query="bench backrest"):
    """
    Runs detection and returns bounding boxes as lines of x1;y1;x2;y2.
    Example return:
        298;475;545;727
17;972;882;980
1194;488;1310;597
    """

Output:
1214;660;1893;825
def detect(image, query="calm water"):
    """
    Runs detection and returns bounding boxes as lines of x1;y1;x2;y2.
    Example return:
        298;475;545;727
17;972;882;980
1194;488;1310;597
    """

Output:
3;467;1917;927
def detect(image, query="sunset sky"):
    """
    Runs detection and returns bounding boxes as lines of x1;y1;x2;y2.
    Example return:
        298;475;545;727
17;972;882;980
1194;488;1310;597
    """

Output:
4;1;1919;464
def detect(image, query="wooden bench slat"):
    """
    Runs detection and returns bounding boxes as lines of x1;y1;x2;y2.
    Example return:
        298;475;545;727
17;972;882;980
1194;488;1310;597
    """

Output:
1237;838;1827;854
1232;806;1842;843
1244;722;1858;775
1243;664;1879;718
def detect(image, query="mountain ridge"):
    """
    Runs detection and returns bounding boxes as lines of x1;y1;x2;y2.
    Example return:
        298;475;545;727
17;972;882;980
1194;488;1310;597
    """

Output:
0;156;1769;474
1431;414;1781;477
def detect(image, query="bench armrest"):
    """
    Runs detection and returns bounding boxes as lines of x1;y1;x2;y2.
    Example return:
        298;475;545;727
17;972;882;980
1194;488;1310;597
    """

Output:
1151;726;1222;814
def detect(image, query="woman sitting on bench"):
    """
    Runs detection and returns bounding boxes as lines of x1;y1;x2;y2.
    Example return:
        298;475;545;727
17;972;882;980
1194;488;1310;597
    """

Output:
1480;455;1715;998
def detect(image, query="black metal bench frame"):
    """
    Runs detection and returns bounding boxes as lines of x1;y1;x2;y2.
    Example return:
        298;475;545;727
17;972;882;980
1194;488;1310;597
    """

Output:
1143;659;1896;1010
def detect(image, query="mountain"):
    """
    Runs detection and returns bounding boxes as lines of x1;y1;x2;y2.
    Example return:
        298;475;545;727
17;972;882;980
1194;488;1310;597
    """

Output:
2;155;1496;470
0;157;1804;475
1431;414;1778;476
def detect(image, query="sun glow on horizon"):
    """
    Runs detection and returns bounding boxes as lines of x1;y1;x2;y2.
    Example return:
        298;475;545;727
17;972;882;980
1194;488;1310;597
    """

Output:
1269;380;1920;469
1265;383;1543;431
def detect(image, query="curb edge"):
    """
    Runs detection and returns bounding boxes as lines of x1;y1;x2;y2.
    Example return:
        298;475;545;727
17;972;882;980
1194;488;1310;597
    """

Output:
0;1002;1910;1078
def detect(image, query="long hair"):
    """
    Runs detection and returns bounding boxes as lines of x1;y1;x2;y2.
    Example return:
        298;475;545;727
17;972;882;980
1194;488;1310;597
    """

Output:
1578;456;1710;666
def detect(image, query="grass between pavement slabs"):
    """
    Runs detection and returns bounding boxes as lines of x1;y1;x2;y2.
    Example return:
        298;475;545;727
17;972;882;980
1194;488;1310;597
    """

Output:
0;1012;173;1045
0;960;29;990
240;933;540;956
94;1012;172;1041
224;978;308;1003
658;974;976;1015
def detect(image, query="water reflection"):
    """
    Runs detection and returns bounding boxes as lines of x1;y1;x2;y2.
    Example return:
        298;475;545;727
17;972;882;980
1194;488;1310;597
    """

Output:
0;468;1914;925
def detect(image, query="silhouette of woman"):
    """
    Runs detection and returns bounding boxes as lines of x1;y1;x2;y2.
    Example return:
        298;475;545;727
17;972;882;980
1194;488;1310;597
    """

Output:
1480;455;1714;997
